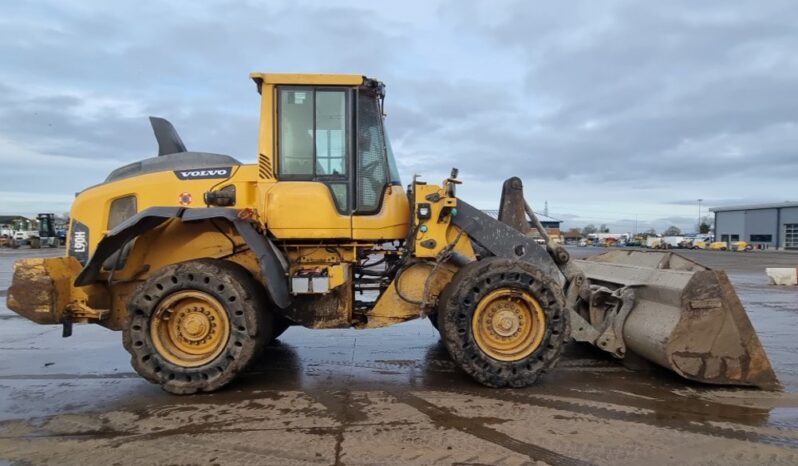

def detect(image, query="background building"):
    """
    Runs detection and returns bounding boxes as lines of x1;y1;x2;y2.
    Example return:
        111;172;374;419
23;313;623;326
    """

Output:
483;210;562;239
0;215;34;231
710;202;798;250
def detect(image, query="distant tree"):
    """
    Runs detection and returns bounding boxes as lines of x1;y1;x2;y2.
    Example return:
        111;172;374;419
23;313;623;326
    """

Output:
582;224;597;236
599;224;610;233
643;228;657;237
698;215;711;234
663;226;682;236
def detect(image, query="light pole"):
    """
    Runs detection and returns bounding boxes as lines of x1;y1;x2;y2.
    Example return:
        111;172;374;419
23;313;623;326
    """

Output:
697;199;703;234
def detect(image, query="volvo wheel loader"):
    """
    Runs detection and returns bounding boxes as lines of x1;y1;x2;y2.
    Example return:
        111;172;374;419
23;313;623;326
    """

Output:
6;73;778;394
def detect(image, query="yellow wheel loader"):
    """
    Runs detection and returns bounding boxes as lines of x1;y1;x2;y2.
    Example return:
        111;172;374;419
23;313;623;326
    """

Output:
7;73;778;394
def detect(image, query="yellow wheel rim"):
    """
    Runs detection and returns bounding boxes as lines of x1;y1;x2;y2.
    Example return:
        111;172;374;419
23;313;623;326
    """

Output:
472;288;546;362
150;290;230;367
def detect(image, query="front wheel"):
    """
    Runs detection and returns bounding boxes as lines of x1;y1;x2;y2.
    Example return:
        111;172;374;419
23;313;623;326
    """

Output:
437;257;569;388
123;259;274;394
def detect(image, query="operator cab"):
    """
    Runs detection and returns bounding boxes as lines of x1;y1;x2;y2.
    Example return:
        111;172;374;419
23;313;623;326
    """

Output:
251;73;409;240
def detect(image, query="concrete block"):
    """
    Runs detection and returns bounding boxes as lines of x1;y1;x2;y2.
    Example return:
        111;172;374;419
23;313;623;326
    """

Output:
766;268;798;286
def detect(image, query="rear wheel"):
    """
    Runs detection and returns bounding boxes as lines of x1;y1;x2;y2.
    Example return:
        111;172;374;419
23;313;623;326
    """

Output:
123;259;274;394
438;257;569;387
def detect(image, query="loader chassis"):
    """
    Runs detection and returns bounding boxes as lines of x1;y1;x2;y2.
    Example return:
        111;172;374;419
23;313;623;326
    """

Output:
7;72;778;394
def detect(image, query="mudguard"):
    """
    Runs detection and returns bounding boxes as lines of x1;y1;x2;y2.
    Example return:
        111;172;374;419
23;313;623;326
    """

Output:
73;207;291;308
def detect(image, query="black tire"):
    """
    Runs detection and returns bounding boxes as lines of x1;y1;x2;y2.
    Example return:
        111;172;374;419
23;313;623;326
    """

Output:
123;259;274;394
437;257;569;388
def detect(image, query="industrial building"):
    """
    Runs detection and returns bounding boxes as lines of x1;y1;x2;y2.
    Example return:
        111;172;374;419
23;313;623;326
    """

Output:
710;202;798;250
0;215;33;231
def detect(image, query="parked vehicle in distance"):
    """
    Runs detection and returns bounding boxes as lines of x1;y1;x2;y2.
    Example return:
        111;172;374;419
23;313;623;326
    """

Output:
600;237;619;247
56;228;67;245
33;213;59;248
707;240;752;252
661;236;685;249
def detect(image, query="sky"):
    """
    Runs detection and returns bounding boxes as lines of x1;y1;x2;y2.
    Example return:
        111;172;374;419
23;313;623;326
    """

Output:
1;0;797;233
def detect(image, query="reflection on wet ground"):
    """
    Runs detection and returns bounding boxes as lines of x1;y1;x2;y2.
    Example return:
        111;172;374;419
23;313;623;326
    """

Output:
1;247;797;464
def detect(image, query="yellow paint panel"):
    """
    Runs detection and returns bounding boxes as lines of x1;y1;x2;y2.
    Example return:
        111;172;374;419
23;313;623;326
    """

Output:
120;219;239;280
257;82;276;181
71;165;259;258
264;182;351;239
283;244;359;264
363;282;419;328
413;183;459;257
366;261;456;328
352;185;410;240
328;263;350;289
250;72;365;86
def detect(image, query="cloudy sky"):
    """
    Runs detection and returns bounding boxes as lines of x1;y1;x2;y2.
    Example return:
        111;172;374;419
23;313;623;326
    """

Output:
2;0;797;233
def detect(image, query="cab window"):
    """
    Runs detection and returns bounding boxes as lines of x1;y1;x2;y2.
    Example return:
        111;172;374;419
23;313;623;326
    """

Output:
278;87;350;211
356;92;388;213
315;91;346;176
278;89;314;177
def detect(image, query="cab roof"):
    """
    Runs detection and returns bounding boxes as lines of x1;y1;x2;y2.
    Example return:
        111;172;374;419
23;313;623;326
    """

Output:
249;72;366;86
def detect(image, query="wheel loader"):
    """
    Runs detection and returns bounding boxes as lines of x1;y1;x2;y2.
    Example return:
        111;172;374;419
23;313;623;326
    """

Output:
6;73;778;394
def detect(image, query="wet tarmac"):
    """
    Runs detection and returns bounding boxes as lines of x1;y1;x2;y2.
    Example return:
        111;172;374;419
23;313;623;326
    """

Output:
1;247;797;465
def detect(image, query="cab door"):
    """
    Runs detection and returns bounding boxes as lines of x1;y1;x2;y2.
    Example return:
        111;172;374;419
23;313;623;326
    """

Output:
265;86;354;239
351;89;409;241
